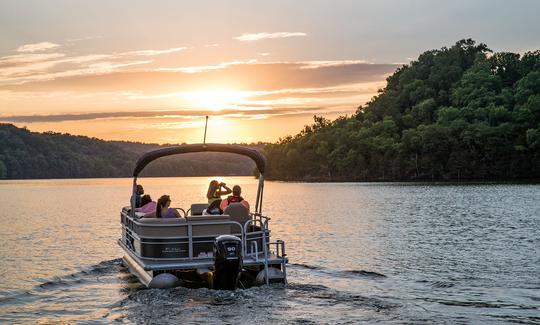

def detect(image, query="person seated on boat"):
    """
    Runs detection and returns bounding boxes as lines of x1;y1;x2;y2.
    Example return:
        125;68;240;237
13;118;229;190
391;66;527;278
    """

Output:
220;185;250;212
144;195;181;218
135;195;156;213
202;198;223;215
206;180;232;205
134;184;145;208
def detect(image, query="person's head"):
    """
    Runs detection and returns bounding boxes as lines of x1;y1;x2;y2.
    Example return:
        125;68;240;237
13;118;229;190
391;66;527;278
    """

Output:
233;185;242;197
136;184;144;195
156;195;171;218
207;180;219;199
140;194;152;207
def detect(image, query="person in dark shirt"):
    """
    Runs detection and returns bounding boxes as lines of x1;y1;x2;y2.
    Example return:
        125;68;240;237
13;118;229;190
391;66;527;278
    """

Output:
134;184;145;208
220;185;250;212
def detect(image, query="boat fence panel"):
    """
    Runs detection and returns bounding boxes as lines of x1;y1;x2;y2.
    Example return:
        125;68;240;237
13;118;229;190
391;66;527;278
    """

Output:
120;210;286;280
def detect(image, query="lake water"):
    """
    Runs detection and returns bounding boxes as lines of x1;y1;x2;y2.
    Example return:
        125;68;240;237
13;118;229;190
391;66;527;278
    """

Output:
0;178;539;324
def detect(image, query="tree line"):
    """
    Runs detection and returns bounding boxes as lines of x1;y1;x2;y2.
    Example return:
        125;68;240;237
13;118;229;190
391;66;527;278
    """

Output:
263;40;540;181
0;124;257;179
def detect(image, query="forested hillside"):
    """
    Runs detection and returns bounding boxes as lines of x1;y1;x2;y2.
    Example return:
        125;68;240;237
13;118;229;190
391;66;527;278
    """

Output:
2;40;539;181
264;40;540;181
0;124;256;179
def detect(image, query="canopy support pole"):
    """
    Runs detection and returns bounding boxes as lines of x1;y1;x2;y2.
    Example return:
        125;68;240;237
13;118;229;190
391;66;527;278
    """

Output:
203;116;209;144
130;178;137;218
255;174;265;214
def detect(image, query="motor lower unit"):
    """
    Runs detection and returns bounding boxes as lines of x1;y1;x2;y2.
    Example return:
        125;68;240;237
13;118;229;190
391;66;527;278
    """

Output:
213;235;243;290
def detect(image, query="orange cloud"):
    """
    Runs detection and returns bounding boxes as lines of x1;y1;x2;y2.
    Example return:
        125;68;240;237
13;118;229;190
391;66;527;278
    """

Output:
16;42;60;53
2;61;396;93
234;32;307;41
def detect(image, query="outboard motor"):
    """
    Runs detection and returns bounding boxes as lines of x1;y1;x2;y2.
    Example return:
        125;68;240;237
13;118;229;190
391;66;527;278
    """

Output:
213;235;242;290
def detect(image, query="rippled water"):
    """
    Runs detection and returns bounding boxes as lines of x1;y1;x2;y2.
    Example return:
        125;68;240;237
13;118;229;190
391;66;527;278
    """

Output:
0;178;539;324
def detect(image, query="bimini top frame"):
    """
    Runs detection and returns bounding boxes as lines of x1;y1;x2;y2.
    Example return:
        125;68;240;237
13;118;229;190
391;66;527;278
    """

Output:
131;143;267;214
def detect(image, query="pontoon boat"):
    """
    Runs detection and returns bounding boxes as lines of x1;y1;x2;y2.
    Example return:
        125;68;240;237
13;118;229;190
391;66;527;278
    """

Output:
119;144;288;289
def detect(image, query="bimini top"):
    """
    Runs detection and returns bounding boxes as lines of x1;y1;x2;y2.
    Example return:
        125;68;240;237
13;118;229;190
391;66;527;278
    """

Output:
133;143;266;177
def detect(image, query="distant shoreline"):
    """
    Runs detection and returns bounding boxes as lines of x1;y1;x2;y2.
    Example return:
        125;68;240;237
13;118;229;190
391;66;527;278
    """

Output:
1;176;539;185
0;174;253;181
265;176;540;184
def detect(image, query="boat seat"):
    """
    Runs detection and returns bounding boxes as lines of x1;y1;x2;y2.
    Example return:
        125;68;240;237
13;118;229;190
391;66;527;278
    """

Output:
190;203;208;215
136;217;188;237
138;217;187;224
224;203;251;225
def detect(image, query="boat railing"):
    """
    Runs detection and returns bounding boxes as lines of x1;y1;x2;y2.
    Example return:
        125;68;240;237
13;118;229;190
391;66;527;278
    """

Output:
244;214;273;284
121;210;275;264
122;211;243;261
269;239;287;284
244;217;266;256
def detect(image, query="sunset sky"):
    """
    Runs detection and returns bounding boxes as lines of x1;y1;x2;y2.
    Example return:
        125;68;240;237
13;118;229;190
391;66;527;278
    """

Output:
1;0;539;144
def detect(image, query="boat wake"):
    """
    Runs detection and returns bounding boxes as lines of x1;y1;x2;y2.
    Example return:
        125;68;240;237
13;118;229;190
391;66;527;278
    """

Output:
34;258;126;290
5;258;533;324
0;258;143;323
113;280;399;324
342;269;387;278
290;262;387;278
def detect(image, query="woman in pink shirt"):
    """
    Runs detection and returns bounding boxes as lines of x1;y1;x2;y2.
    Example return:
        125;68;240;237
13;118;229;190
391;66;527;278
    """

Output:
144;195;181;218
135;195;156;213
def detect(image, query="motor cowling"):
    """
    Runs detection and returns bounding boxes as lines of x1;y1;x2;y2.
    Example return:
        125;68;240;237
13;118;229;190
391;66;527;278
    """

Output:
213;235;242;290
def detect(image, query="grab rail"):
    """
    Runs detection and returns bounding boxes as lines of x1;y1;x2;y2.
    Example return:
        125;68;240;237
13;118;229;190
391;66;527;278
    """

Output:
261;218;270;285
250;241;259;262
122;212;244;262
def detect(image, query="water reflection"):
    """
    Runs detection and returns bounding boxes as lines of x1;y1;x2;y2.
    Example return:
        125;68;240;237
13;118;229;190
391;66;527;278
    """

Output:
0;179;539;323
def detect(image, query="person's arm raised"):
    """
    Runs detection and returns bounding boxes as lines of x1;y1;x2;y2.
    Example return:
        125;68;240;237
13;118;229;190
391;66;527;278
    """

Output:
217;184;232;196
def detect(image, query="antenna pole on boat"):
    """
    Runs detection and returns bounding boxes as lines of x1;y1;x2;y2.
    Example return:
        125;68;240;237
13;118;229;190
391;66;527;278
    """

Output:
203;115;209;144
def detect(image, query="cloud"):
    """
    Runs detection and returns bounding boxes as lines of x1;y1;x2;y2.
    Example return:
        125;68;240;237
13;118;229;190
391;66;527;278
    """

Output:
248;82;384;101
66;35;104;43
0;107;333;123
155;59;372;75
17;42;61;53
1;60;397;94
157;59;258;74
1;40;395;94
0;42;395;123
1;61;397;94
299;60;368;69
0;56;151;84
0;44;190;84
234;32;307;42
0;53;66;68
86;60;154;70
127;47;187;56
0;80;384;125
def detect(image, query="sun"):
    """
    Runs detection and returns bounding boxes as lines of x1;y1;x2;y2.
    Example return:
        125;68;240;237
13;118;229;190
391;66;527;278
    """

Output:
182;89;249;111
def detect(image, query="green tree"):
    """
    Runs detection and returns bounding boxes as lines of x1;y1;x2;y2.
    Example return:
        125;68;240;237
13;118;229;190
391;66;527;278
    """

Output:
263;39;540;181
